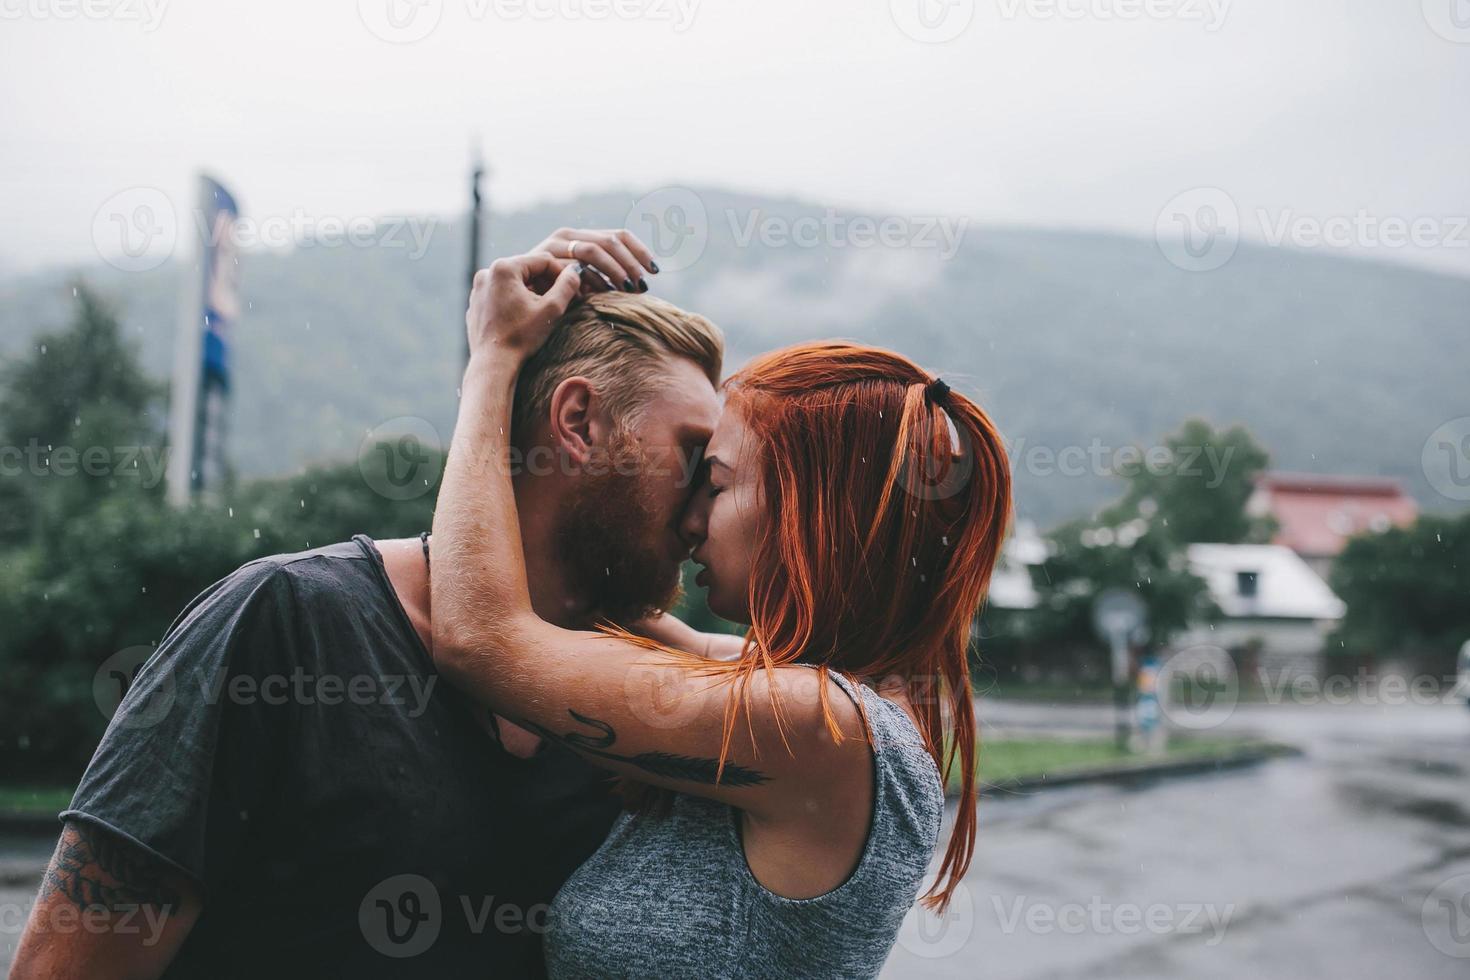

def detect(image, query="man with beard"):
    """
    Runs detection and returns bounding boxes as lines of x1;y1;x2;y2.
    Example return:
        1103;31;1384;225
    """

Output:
11;229;727;979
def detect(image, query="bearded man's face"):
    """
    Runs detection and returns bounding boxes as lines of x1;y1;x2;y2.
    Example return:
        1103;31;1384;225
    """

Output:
553;361;721;623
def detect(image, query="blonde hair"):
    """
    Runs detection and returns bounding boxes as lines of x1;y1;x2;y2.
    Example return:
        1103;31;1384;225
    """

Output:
511;293;725;447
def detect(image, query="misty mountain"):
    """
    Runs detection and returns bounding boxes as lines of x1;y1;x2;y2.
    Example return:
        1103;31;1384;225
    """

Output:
2;187;1466;526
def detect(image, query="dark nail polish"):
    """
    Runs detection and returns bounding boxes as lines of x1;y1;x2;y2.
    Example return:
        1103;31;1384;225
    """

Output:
623;278;635;292
649;261;660;274
638;278;649;292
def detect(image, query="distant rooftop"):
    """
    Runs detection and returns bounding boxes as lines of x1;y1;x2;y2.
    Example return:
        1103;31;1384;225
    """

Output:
1256;471;1410;497
1249;471;1418;558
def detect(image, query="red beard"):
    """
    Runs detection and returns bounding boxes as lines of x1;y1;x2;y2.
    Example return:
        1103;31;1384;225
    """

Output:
554;439;684;624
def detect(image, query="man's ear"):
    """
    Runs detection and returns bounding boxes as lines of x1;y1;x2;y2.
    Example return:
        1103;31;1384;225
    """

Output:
547;376;605;463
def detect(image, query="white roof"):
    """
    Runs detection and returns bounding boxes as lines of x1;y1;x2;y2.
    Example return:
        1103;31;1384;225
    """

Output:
1007;520;1049;566
1186;543;1346;620
988;560;1039;610
986;523;1046;610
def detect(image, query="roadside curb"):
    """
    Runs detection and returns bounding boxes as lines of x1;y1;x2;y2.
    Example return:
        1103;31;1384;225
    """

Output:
968;741;1301;798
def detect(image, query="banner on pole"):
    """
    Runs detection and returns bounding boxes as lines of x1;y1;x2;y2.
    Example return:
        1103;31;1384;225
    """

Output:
165;175;241;505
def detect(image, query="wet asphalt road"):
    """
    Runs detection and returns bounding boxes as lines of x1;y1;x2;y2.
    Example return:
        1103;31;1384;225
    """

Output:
884;699;1470;979
4;701;1468;976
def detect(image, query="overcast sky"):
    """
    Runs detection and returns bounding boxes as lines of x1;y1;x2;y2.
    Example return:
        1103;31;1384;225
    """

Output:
3;0;1467;277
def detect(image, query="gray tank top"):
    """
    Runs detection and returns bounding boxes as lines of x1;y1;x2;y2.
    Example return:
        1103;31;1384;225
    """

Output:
543;670;945;979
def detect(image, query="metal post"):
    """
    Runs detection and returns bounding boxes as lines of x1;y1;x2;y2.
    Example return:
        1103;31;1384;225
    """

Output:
464;146;485;368
1111;632;1131;750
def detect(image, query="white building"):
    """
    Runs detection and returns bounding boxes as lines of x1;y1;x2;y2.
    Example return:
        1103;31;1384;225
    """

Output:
1172;543;1346;673
987;521;1045;611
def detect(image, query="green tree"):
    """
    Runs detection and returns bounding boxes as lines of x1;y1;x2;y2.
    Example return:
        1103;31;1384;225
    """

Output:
1328;511;1470;665
1101;418;1274;545
0;283;445;779
994;519;1215;655
0;284;164;546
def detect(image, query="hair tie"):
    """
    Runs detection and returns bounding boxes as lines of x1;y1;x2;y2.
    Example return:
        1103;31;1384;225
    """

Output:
925;377;951;405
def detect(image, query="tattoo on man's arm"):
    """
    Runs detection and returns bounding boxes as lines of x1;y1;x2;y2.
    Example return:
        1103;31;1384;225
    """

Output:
525;708;771;787
39;822;182;915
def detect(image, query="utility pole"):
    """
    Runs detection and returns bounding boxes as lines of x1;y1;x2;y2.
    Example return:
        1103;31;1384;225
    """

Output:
464;142;486;368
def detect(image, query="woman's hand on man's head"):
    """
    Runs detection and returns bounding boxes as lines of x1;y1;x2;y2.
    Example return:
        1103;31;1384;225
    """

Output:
463;228;661;367
531;227;660;294
464;252;583;366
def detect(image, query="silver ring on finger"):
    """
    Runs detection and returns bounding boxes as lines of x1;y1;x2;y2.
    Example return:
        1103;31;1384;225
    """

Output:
566;240;582;260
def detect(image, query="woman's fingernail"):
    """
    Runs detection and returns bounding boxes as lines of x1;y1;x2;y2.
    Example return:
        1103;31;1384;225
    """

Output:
623;278;635;292
649;261;660;274
638;278;649;292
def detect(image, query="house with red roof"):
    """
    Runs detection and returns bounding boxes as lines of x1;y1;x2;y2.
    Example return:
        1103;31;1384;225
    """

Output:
1246;472;1419;578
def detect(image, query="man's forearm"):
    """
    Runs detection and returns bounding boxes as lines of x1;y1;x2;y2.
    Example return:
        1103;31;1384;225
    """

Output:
11;820;202;980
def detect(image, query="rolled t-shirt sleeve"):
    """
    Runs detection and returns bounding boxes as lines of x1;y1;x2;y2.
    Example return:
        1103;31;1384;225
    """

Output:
62;558;301;887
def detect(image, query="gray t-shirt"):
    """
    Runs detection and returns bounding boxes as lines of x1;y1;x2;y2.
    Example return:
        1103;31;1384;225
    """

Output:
544;670;945;979
63;535;620;978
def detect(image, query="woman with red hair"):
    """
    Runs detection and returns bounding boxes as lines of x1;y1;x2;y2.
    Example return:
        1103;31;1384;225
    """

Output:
431;253;1012;978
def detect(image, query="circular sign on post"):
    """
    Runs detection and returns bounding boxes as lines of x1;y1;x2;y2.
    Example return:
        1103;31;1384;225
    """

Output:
1091;589;1147;644
1092;588;1148;691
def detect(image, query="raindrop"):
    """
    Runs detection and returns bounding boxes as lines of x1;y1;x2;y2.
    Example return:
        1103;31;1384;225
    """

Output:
253;528;261;539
